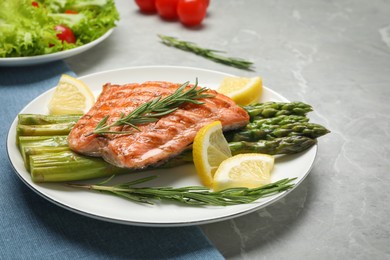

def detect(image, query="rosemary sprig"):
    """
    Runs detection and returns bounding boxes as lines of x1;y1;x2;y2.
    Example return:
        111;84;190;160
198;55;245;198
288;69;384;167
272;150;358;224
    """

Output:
87;79;213;136
158;34;255;71
68;176;296;206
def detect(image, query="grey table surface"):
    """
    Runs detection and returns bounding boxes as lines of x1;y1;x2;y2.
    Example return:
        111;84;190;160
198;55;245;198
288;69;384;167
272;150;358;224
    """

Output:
66;0;390;259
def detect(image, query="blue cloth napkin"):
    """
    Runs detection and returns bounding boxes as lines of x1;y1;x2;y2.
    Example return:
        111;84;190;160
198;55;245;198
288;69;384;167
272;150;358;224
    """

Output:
0;62;224;259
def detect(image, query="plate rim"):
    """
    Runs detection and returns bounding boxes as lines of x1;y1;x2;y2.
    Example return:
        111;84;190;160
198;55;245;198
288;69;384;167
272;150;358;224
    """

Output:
6;65;318;227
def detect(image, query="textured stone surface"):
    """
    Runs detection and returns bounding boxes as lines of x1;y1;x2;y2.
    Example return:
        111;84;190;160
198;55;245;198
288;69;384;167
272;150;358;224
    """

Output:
67;0;390;258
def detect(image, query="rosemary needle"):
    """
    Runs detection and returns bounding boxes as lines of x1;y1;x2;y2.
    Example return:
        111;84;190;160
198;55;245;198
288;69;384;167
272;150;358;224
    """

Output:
87;79;213;136
68;176;296;206
158;34;255;71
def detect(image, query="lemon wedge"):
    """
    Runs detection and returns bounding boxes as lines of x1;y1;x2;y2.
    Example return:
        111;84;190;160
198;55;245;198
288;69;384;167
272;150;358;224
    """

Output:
48;74;95;115
212;153;274;191
193;121;232;187
217;76;262;105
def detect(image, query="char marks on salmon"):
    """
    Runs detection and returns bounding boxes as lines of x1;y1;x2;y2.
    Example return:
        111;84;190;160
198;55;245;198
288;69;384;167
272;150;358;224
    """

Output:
68;81;249;169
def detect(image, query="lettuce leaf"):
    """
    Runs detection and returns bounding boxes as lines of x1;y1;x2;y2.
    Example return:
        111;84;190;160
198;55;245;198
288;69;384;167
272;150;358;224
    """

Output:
0;0;119;57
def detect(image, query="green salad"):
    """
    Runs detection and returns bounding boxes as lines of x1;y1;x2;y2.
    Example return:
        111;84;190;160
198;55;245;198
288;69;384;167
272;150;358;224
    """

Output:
0;0;119;57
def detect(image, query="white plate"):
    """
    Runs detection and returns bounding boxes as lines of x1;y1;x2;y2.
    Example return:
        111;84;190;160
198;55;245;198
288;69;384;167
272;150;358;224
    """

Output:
6;66;317;227
0;29;113;67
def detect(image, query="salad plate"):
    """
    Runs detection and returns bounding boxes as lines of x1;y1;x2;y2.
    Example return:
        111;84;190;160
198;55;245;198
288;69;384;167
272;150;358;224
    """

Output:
0;29;113;67
7;66;317;227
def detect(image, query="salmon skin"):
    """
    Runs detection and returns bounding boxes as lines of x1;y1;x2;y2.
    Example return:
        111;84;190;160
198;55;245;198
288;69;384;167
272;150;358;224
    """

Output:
68;81;249;169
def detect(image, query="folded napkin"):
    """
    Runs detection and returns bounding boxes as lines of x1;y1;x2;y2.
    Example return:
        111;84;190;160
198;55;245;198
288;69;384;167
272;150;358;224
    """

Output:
0;62;223;259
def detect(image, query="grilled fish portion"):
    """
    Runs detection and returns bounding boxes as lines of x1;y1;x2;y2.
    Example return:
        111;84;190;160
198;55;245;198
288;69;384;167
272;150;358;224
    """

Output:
68;81;249;169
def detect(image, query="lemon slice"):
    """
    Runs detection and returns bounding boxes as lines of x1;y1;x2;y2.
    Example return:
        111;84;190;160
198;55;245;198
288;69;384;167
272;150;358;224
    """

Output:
212;153;274;191
217;76;262;105
193;121;232;187
48;74;95;115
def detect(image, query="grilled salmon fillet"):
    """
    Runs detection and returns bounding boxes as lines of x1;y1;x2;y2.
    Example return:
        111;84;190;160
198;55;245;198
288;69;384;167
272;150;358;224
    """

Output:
68;81;249;169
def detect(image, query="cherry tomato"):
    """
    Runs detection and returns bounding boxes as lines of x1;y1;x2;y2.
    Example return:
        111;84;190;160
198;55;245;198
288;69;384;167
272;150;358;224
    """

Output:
32;1;39;7
177;0;207;27
134;0;157;13
65;10;78;14
54;25;76;44
155;0;179;20
203;0;209;7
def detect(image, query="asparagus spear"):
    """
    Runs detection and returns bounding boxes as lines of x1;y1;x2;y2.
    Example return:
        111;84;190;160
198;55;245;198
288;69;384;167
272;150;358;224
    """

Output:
17;122;76;136
18;114;82;125
244;101;313;120
30;151;131;182
246;115;309;129
17;135;68;157
229;122;330;142
18;135;68;167
163;136;317;167
24;147;70;171
16;114;80;144
229;136;317;155
19;135;68;151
